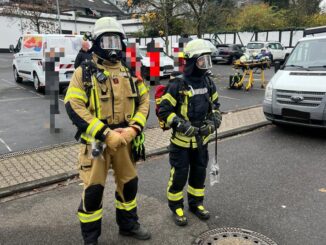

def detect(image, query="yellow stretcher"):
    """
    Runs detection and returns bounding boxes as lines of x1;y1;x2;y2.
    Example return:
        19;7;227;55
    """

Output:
232;59;271;91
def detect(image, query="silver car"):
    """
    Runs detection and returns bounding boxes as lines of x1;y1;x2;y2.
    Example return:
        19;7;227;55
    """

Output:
263;35;326;128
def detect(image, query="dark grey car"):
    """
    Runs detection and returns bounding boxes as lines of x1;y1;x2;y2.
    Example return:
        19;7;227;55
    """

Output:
211;44;244;64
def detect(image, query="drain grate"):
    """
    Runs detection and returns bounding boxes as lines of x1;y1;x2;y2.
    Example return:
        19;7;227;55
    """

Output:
194;227;278;245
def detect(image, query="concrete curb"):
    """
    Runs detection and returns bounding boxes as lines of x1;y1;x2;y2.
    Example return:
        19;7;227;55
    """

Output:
0;170;78;199
0;120;271;199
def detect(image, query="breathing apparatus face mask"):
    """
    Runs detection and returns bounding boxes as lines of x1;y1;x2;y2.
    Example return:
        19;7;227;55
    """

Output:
94;33;122;63
196;54;212;70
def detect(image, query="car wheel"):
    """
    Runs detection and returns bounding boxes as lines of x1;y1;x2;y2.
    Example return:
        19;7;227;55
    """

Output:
227;56;236;65
13;67;22;83
33;73;43;93
269;55;274;64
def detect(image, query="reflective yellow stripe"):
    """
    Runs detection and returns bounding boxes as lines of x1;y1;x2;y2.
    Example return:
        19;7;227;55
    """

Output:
94;79;102;119
115;198;137;211
155;98;161;105
187;185;205;197
91;76;102;119
86;118;104;138
203;133;214;145
180;96;189;120
167;167;175;191
166;167;183;201
138;83;148;96
167;113;176;126
171;137;190;148
131;98;135;118
81;133;94;143
132;112;146;127
172;132;213;148
161;93;177;107
64;87;88;104
78;209;103;223
212;92;218;101
175;132;195;142
167;191;183;201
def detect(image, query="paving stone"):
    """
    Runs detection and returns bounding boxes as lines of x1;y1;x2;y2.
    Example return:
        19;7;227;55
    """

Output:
0;107;267;189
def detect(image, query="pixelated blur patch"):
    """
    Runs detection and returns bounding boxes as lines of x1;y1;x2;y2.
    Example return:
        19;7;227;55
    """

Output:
194;227;278;245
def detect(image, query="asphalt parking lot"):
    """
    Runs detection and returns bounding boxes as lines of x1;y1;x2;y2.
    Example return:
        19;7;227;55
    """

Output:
0;53;275;154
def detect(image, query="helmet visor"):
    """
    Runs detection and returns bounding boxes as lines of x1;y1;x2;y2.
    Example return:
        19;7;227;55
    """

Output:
196;54;212;69
99;35;122;50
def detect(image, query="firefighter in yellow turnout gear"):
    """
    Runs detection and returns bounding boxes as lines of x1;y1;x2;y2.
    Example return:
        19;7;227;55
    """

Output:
64;17;150;245
158;39;222;226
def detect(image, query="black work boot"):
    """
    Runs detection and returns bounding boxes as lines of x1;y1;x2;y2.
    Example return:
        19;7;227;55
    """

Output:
172;208;188;226
189;205;210;220
84;241;98;245
119;223;151;240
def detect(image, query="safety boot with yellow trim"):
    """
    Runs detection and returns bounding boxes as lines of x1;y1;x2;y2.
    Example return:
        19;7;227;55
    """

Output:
173;208;188;226
189;205;210;220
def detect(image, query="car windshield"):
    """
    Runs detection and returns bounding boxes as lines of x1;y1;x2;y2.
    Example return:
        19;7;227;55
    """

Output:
285;39;326;70
138;48;167;58
246;43;264;49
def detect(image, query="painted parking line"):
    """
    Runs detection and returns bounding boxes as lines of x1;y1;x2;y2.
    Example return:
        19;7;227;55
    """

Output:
220;86;265;91
29;90;44;98
0;96;40;103
219;95;241;101
1;78;16;86
1;78;27;90
0;138;12;152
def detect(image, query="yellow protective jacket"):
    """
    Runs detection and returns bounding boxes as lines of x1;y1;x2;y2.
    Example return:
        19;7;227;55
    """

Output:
158;75;220;148
64;55;150;144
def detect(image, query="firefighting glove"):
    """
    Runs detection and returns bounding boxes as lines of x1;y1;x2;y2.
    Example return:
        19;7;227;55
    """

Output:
209;110;222;129
199;120;216;137
105;130;127;153
173;118;199;137
119;127;138;144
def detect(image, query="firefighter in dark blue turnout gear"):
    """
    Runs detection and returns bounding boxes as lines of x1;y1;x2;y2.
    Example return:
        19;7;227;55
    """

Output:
158;39;222;226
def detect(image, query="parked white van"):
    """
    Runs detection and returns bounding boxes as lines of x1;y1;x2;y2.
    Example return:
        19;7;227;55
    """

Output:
10;34;83;92
263;29;326;128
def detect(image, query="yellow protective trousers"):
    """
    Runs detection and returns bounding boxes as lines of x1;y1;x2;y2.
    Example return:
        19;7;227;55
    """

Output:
77;142;138;243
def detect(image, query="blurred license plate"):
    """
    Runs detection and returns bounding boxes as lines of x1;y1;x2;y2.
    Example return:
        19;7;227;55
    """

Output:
282;108;310;120
165;69;173;73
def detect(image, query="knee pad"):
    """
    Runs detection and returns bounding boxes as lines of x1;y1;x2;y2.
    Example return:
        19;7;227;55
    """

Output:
84;184;104;211
116;177;138;202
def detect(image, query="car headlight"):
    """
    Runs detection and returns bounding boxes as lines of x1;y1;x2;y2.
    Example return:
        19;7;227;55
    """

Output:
264;82;273;101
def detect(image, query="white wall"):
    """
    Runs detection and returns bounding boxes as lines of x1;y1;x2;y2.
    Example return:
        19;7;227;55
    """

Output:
0;13;143;51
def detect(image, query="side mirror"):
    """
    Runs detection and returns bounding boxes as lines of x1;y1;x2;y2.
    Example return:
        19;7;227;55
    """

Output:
9;45;15;53
274;61;281;73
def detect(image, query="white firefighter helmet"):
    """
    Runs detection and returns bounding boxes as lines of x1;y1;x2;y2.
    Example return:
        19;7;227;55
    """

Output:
184;39;217;59
92;17;126;39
